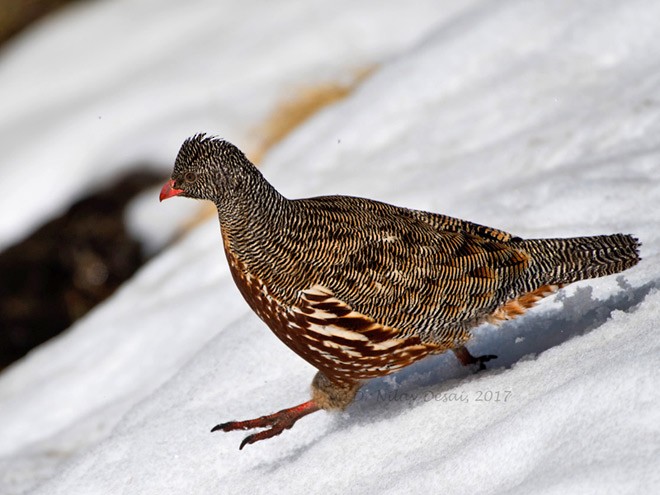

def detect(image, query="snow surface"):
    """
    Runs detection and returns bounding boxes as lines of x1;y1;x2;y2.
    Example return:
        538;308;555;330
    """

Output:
0;0;453;250
1;0;660;494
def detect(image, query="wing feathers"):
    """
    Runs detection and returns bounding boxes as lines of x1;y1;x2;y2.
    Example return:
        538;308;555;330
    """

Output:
290;285;437;380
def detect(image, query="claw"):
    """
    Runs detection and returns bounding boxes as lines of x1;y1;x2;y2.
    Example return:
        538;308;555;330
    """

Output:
211;400;320;449
211;422;240;432
473;354;497;371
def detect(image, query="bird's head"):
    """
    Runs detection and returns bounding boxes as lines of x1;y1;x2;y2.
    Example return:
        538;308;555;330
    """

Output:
159;134;254;204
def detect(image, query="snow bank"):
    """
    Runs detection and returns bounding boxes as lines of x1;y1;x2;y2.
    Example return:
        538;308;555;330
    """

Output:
1;0;659;493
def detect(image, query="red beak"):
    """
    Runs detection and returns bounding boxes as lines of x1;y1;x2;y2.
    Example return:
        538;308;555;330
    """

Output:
159;179;184;202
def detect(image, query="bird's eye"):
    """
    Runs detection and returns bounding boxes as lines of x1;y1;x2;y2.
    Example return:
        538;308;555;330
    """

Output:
184;172;197;183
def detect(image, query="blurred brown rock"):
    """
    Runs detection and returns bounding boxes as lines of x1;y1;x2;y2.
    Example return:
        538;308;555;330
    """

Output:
0;169;163;369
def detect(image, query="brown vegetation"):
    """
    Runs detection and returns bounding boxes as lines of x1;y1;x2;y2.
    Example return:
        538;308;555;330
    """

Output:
0;0;78;46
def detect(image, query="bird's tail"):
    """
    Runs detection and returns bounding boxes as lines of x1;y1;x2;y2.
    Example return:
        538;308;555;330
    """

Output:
517;233;641;286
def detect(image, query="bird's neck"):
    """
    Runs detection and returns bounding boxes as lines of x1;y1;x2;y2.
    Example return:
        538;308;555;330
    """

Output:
215;172;289;253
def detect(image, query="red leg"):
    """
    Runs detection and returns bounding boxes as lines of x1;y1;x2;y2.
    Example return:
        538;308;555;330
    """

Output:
211;400;320;450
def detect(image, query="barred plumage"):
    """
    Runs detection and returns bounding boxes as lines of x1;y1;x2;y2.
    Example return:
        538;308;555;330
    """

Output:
160;134;641;449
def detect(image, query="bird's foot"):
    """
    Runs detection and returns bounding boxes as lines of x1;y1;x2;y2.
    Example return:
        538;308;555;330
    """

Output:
211;400;320;450
452;345;497;371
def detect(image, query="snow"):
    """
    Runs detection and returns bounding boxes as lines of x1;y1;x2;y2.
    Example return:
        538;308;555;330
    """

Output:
0;0;453;250
1;0;659;494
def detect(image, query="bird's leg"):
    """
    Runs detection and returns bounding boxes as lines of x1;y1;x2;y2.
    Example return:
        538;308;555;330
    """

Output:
452;345;497;371
212;401;321;450
212;373;360;450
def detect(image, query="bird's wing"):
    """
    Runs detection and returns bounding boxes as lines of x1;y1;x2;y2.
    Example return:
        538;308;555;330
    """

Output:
292;197;533;344
288;284;438;381
331;228;530;342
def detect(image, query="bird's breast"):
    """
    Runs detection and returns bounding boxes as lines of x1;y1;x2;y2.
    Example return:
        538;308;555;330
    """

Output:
221;234;440;383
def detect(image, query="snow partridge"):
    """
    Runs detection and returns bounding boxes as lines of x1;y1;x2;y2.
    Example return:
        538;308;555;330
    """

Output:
160;134;641;449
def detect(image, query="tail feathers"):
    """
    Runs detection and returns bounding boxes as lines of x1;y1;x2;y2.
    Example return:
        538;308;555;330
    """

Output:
518;233;641;286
